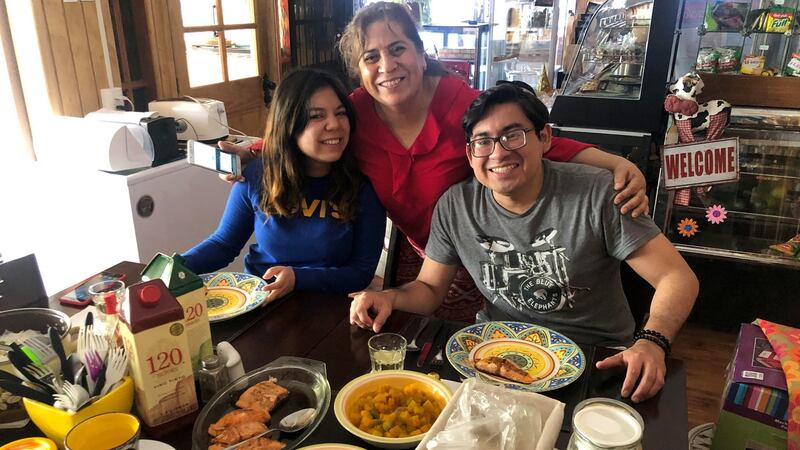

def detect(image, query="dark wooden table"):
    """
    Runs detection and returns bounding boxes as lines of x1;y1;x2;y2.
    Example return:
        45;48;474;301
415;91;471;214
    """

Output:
5;261;688;449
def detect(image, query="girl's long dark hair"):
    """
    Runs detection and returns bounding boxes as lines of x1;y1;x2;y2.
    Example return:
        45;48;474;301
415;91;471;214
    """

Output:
259;68;362;222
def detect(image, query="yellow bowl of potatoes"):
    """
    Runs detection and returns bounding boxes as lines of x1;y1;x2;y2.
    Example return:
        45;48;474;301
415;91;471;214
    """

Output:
334;370;452;449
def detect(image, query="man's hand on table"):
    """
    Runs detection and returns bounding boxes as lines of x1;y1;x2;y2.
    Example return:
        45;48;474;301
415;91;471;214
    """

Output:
261;266;295;302
348;290;396;332
595;339;666;403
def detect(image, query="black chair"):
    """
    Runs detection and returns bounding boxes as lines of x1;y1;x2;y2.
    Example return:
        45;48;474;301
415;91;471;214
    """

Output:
0;254;48;310
382;225;403;290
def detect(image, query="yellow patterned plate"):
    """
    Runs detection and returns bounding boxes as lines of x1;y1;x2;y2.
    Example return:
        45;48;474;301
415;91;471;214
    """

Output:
200;272;270;322
469;338;559;385
446;321;585;392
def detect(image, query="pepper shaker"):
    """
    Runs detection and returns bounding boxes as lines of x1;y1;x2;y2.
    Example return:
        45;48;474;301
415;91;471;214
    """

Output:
198;354;230;403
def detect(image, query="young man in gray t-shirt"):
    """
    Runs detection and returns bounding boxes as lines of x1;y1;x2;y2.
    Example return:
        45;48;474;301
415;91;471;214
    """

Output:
350;82;698;403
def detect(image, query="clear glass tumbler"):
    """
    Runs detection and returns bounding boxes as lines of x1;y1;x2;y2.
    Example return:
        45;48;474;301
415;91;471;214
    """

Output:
368;333;407;372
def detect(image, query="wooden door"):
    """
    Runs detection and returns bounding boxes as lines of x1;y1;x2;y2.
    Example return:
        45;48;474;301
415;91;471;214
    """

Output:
146;0;281;137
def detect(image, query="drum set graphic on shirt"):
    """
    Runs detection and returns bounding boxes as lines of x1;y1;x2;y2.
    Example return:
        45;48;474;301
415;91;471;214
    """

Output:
476;228;589;314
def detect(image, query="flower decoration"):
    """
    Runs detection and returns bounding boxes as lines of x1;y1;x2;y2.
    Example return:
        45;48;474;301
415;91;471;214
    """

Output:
705;204;727;224
677;218;699;237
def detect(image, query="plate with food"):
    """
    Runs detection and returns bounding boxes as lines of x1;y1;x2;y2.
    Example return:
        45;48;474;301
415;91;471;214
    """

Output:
192;356;330;450
200;272;271;322
446;321;585;392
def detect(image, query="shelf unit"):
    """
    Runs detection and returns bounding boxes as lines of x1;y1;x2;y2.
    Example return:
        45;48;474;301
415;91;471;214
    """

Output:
654;112;800;270
422;23;491;90
695;0;800;77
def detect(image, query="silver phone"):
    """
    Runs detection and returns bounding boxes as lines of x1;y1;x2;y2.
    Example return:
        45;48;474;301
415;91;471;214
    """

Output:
187;140;241;177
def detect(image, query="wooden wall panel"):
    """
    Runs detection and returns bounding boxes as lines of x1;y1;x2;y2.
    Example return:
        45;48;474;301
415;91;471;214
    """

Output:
32;0;121;117
42;0;82;116
28;0;62;115
81;0;121;93
63;2;99;112
144;0;178;99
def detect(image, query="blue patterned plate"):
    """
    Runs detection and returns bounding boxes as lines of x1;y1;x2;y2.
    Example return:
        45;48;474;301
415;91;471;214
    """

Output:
200;272;270;322
446;321;585;392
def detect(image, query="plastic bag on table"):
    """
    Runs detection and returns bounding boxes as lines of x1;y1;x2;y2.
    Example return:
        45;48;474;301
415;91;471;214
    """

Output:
417;378;564;450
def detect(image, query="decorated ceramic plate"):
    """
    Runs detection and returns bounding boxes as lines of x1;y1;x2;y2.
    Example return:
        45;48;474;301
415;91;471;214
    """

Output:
446;321;585;392
200;272;270;322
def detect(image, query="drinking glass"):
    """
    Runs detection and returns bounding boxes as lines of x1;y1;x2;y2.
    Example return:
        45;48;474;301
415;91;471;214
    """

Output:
88;279;125;336
368;333;407;372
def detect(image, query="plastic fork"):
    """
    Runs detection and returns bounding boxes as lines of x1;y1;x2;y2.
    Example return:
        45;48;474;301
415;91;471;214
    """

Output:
430;349;444;368
26;363;63;394
54;381;90;412
24;336;58;367
406;317;430;352
100;347;128;396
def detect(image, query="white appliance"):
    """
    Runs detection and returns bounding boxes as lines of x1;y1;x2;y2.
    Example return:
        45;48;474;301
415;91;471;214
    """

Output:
4;160;253;295
36;113;156;171
148;97;228;141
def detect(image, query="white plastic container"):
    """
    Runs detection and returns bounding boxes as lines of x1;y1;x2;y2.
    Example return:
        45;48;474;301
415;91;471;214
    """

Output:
567;398;644;450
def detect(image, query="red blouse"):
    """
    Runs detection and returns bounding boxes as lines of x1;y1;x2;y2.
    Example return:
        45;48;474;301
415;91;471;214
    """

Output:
349;76;591;252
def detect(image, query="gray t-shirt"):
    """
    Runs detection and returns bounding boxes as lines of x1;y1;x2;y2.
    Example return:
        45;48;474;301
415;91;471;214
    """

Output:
426;160;661;346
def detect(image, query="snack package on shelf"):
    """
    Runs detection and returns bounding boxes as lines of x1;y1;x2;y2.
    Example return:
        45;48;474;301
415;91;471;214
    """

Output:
764;8;794;33
745;7;794;33
785;53;800;77
768;233;800;258
704;1;749;32
696;47;721;73
740;54;765;75
717;46;742;73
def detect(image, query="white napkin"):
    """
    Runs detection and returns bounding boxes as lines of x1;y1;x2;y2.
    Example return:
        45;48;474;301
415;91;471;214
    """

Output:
417;378;564;450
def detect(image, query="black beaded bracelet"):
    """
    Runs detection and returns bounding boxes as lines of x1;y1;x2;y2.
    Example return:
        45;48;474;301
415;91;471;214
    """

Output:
634;328;672;356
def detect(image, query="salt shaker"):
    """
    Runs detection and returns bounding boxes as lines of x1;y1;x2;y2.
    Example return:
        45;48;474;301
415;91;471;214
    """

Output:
198;354;230;403
216;341;245;381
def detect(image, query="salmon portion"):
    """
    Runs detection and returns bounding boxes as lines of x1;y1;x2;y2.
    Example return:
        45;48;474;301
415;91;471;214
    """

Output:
235;380;290;416
209;408;270;436
211;421;268;446
474;356;535;384
237;437;286;450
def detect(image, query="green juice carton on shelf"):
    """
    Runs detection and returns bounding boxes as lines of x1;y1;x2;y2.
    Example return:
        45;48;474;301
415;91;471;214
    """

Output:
119;279;198;427
141;253;213;374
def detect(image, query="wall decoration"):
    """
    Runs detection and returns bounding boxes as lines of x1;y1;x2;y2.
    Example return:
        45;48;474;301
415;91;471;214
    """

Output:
706;204;728;224
677;218;700;237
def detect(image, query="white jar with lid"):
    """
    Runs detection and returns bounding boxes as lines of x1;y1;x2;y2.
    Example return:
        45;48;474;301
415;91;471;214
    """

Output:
568;398;644;450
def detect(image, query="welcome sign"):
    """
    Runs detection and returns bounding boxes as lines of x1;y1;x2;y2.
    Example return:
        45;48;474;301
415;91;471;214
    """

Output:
662;138;740;189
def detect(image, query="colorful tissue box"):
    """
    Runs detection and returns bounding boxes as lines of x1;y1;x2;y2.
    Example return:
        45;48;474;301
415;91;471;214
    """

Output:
711;323;788;450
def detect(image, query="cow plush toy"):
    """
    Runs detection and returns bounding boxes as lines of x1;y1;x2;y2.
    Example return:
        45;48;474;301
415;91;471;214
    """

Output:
664;72;731;143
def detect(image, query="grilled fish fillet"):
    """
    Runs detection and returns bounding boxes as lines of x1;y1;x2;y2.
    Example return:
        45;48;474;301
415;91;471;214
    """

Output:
211;421;268;446
209;408;270;436
235;380;290;415
237;437;286;450
474;356;535;384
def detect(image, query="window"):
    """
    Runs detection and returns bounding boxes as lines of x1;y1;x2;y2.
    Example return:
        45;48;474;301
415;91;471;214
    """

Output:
180;0;259;87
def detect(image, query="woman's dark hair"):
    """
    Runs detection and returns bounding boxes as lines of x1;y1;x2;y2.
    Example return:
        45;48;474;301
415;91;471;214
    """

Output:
462;81;549;141
337;1;448;82
259;67;362;222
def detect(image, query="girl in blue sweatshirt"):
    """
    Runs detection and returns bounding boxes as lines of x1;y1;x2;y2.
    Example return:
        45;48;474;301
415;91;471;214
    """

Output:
183;68;386;301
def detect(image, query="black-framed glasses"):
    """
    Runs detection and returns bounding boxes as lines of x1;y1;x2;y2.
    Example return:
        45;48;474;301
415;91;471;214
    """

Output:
468;128;534;158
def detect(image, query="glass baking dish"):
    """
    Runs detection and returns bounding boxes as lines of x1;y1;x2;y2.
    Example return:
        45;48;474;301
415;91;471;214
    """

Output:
191;356;331;450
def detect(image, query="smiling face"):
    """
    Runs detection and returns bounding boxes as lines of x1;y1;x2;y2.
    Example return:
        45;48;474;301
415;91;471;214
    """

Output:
358;20;427;110
467;102;552;213
296;86;351;177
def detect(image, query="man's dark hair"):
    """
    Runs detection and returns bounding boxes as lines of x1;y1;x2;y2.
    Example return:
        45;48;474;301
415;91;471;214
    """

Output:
462;81;549;142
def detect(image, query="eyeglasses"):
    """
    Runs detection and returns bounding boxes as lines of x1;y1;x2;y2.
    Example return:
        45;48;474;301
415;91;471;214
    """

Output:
468;128;535;158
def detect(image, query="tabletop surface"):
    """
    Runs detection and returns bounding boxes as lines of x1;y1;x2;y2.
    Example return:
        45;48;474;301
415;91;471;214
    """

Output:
5;261;688;449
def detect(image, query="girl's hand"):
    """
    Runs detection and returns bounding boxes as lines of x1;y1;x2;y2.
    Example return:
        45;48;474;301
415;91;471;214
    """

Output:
261;266;296;303
217;141;256;183
612;162;649;217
